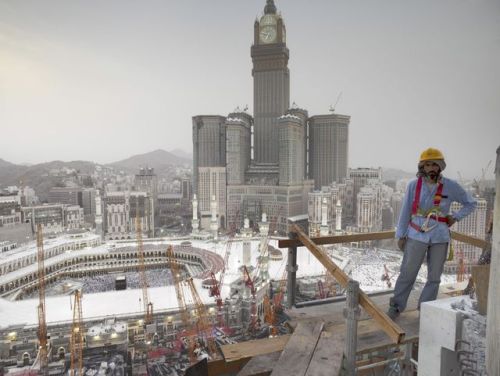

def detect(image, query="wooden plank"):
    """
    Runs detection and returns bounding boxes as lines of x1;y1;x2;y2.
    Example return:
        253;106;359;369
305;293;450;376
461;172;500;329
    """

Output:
450;230;490;250
305;330;345;376
278;231;395;248
221;335;290;363
270;321;324;376
237;351;281;376
290;224;405;344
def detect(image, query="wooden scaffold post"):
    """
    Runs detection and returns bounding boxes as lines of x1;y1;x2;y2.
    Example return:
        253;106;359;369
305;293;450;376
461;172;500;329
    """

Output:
343;279;360;376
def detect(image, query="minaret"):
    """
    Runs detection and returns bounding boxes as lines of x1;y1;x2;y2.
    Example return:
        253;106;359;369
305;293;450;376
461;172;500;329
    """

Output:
258;213;270;282
191;194;200;234
335;199;343;234
320;198;329;236
95;190;103;240
242;217;252;267
210;195;218;239
259;213;269;237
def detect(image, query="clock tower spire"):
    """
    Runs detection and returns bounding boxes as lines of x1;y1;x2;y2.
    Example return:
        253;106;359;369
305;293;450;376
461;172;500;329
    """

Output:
251;0;289;164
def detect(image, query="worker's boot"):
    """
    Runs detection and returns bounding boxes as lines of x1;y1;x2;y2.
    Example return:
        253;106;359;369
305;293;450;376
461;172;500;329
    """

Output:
387;298;400;320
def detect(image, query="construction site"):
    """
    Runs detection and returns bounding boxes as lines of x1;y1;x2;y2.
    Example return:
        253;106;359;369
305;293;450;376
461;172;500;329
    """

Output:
1;158;499;376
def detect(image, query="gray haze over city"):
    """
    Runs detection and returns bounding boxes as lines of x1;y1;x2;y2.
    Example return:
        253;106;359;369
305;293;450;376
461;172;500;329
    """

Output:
1;0;499;179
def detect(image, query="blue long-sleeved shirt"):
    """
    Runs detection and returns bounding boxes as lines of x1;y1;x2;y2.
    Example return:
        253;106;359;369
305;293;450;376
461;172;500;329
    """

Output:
395;176;477;243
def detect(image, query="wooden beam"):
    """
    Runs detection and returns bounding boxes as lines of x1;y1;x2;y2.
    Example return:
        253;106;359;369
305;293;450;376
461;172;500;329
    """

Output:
290;224;405;344
450;230;490;250
278;231;395;248
221;335;291;363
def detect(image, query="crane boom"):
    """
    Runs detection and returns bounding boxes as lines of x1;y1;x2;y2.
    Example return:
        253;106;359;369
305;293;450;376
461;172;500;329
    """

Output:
166;246;196;362
36;224;48;375
186;278;218;358
70;290;84;376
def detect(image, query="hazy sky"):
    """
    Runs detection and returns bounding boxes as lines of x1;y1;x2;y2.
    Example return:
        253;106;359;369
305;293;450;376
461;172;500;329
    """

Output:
1;0;499;179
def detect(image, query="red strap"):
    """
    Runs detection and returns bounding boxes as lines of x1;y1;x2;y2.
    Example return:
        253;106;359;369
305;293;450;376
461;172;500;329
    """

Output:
412;177;444;216
412;177;423;215
433;182;444;207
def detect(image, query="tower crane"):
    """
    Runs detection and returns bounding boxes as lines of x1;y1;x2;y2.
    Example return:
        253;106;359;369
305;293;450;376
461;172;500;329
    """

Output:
185;278;218;359
381;264;394;288
36;224;48;375
166;246;196;362
135;204;153;325
456;248;466;283
263;294;277;337
243;266;257;332
209;236;234;328
70;290;84;376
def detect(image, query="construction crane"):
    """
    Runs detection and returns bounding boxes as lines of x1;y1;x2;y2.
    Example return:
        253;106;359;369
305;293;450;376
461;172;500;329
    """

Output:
381;264;394;288
243;265;257;333
135;205;153;325
166;246;196;362
36;224;48;375
456;248;466;283
185;278;218;359
70;290;84;376
472;160;493;196
209;237;234;328
263;294;277;337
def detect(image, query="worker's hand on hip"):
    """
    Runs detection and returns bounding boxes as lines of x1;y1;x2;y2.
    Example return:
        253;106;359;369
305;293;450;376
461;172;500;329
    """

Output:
397;237;406;252
446;215;457;227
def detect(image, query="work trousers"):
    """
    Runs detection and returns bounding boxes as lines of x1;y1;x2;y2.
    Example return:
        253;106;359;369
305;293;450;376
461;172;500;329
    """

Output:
390;238;448;312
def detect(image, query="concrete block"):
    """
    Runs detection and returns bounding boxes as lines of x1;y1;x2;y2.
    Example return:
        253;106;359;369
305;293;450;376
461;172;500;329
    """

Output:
418;296;470;376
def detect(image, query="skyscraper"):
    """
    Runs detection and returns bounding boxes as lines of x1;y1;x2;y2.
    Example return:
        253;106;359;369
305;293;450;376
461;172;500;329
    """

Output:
192;1;350;233
251;1;289;165
309;114;350;189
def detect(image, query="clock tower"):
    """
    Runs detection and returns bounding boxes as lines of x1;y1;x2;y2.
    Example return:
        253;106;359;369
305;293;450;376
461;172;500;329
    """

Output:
251;0;290;164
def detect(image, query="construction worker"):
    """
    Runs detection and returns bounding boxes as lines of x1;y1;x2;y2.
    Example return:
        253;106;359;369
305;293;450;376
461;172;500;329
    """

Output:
387;148;476;319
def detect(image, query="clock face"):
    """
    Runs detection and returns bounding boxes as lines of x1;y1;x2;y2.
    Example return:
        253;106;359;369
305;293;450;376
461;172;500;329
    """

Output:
260;25;277;44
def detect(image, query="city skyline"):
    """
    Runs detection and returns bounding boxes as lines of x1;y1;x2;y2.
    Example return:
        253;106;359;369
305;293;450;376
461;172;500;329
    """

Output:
1;0;499;180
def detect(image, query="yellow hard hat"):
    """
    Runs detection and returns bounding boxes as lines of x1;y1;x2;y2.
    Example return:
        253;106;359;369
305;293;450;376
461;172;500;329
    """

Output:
419;148;446;170
419;148;444;162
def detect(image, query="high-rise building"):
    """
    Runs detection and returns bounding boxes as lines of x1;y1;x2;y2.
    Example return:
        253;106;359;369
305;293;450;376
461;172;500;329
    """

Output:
278;113;306;186
48;187;82;206
0;193;21;227
309;114;350;189
81;188;97;225
251;2;289;164
308;189;334;236
226;113;252;185
103;192;154;240
192;1;350;233
198;167;227;230
447;198;487;269
347;167;382;222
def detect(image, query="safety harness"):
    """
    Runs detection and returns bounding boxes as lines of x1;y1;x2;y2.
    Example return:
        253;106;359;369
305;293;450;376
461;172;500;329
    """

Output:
409;176;448;233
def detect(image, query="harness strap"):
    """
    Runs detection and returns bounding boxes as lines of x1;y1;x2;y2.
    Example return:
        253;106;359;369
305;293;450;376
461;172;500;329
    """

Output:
411;177;423;216
410;177;447;232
